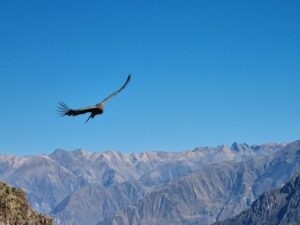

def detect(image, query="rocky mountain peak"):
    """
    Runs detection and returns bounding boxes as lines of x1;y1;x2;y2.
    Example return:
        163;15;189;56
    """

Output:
230;142;251;152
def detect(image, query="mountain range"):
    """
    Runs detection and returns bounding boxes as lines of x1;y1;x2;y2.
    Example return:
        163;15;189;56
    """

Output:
0;140;299;225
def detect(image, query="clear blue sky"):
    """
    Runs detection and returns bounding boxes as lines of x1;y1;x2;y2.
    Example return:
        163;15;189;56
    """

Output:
0;0;299;155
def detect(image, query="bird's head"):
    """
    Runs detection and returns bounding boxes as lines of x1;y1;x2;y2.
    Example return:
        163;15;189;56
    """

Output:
96;103;104;109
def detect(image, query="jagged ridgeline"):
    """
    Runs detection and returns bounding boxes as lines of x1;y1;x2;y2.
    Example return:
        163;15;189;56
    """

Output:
0;181;52;225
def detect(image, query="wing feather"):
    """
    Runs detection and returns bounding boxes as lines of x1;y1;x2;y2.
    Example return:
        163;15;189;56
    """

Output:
101;74;131;104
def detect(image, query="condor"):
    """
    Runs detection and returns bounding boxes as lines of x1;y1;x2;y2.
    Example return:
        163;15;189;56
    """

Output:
58;74;131;122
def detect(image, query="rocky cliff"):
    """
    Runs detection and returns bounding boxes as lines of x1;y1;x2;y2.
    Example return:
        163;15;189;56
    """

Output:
0;181;52;225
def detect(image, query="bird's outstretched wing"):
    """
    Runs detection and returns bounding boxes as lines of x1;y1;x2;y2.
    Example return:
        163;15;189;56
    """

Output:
101;74;131;104
57;102;97;117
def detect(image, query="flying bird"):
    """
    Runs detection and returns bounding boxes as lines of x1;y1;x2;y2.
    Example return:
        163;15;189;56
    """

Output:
58;74;131;122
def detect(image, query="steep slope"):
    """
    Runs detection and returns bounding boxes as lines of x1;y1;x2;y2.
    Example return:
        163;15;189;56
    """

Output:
213;172;300;225
0;180;52;225
53;181;145;225
99;141;300;225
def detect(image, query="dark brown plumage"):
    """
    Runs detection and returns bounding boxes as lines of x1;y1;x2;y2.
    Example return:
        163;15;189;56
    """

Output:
58;74;131;122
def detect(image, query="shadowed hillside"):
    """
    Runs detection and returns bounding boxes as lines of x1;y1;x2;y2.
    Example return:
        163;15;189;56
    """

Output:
213;172;300;225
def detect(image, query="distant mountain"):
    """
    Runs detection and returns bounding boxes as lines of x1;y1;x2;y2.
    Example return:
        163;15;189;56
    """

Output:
0;180;52;225
99;141;300;225
213;172;300;225
0;140;299;225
